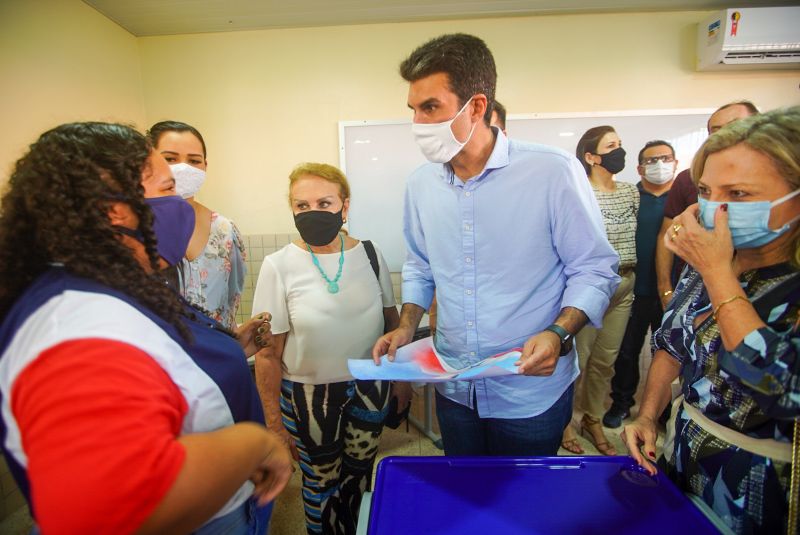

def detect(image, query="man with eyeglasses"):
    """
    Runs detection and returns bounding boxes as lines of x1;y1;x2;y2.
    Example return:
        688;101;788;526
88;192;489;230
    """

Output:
655;101;759;309
603;140;677;428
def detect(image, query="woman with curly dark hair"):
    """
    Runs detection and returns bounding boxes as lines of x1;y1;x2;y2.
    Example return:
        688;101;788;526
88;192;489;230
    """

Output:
0;122;291;535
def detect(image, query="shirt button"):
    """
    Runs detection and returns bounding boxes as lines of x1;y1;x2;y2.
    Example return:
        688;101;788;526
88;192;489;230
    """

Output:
467;321;474;327
465;191;471;197
465;257;472;263
470;351;476;356
465;289;473;295
464;224;471;231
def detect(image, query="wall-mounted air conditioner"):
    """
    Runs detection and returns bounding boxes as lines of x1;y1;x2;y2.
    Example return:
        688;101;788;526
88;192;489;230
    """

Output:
696;6;800;71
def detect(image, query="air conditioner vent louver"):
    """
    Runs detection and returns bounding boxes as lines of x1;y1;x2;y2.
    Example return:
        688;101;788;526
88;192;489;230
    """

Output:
724;51;800;60
697;7;800;71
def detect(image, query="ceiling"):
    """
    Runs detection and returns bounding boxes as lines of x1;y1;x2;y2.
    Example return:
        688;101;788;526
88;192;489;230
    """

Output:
83;0;798;37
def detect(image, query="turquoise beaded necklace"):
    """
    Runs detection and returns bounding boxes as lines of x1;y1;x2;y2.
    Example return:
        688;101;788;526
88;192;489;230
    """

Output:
306;234;344;294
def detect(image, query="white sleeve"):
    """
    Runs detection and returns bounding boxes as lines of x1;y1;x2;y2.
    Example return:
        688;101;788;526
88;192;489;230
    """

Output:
374;245;396;307
252;255;290;334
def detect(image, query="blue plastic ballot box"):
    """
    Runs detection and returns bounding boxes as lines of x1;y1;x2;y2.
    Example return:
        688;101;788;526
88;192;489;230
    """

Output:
363;456;722;534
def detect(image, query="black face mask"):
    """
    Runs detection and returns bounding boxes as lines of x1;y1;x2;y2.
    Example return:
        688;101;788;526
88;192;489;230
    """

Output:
294;209;344;246
595;146;626;175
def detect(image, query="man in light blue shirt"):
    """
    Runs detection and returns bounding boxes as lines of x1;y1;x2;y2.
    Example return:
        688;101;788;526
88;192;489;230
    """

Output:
372;33;620;456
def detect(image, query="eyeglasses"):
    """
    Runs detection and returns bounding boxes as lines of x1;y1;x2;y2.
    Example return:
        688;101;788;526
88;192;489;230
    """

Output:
642;155;675;165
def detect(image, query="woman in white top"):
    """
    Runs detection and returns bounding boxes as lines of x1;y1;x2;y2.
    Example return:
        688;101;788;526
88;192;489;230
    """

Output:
252;163;411;535
148;121;246;330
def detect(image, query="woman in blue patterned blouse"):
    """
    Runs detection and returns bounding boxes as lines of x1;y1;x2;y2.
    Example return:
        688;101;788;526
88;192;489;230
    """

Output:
622;106;800;534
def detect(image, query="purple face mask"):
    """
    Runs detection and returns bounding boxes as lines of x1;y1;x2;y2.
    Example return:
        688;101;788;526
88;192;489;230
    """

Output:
144;196;195;265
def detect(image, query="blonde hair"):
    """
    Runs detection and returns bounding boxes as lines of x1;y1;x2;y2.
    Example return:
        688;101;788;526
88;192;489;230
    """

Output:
288;162;351;204
691;106;800;267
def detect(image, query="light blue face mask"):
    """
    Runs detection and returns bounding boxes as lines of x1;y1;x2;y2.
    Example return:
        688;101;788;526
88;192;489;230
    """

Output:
698;188;800;249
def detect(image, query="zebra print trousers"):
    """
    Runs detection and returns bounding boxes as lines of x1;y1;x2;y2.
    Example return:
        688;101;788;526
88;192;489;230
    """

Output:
280;379;391;535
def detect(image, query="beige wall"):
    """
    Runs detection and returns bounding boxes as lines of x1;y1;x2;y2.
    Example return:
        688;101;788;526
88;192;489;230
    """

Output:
136;11;799;234
2;4;798;234
0;0;145;183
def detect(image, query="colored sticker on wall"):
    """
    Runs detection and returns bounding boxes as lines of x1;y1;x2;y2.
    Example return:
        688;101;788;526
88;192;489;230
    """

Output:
708;19;720;39
731;11;741;37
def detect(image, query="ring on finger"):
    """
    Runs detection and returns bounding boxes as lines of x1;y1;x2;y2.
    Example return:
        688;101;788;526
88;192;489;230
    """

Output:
672;224;682;233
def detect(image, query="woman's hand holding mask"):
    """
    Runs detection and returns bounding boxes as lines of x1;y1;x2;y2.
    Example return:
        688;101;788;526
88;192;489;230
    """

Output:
665;203;734;278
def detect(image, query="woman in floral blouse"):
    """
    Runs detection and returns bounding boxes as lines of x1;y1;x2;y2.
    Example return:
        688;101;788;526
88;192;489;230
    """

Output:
623;106;800;534
148;121;246;330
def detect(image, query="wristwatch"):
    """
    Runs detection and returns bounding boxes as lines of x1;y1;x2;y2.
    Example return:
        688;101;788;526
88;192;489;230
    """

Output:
544;324;574;356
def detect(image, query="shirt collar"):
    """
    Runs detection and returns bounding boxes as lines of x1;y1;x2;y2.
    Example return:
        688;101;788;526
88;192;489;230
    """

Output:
439;126;510;185
637;180;670;198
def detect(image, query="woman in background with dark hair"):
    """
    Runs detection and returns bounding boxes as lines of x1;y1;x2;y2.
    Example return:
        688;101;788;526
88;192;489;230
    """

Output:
148;121;246;330
0;122;291;534
561;126;638;455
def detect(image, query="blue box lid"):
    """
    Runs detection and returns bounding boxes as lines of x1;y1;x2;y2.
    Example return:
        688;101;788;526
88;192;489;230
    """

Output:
368;456;720;534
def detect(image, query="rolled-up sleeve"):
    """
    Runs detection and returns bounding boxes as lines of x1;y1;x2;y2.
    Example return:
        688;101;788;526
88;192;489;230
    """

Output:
719;325;800;419
651;269;697;364
550;159;620;327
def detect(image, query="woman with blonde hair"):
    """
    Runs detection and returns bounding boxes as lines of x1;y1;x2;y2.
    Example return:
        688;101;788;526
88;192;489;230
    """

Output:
252;163;411;535
623;106;800;534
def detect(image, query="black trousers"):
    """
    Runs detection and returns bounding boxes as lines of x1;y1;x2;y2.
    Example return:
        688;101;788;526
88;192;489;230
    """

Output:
609;294;663;411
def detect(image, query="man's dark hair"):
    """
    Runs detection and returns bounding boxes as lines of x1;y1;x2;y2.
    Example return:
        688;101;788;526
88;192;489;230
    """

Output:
638;140;675;165
399;33;496;125
147;120;208;159
493;100;507;130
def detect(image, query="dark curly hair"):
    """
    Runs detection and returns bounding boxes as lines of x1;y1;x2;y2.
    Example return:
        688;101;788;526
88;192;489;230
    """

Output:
0;122;189;338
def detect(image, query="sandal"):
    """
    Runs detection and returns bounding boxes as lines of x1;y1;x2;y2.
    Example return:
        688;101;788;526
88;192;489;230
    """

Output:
561;424;584;454
580;414;617;456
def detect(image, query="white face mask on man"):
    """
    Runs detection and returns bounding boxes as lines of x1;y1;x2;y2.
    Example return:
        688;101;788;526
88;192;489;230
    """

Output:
169;163;206;199
644;161;675;185
411;98;477;163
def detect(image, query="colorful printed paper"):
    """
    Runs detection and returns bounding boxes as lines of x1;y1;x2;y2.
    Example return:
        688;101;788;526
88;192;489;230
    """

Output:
348;337;521;382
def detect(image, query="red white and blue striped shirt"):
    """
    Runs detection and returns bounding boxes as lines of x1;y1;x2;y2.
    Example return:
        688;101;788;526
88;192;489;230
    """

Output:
0;268;264;534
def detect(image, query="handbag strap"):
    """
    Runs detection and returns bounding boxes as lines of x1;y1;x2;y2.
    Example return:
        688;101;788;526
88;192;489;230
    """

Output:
789;419;799;534
362;240;380;281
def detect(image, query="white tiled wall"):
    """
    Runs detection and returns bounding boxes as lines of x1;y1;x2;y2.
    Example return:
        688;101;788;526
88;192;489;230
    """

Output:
237;233;403;324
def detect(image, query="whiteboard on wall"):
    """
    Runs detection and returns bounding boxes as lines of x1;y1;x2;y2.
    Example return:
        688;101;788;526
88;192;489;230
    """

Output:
340;108;714;272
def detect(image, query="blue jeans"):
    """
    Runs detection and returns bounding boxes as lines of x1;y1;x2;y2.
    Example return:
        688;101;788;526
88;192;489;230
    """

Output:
30;495;273;535
435;383;574;456
193;497;273;535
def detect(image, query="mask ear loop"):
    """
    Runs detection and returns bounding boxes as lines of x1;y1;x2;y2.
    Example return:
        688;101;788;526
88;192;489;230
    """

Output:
448;97;478;146
770;188;800;207
768;189;800;231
